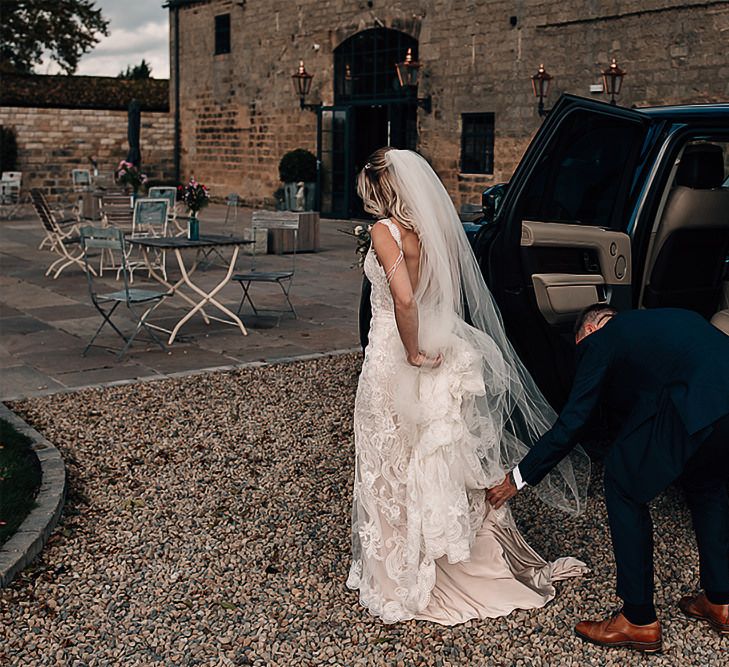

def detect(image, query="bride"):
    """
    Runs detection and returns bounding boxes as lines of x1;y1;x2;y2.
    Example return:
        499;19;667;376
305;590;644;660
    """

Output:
346;148;591;625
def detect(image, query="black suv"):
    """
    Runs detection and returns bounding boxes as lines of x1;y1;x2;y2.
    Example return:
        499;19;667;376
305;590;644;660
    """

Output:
361;94;729;409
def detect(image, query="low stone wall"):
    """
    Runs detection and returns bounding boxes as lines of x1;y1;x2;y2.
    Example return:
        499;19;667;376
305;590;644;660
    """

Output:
0;106;175;200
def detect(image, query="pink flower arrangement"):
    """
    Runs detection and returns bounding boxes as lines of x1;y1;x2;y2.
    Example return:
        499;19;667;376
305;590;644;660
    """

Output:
114;160;148;193
178;177;210;214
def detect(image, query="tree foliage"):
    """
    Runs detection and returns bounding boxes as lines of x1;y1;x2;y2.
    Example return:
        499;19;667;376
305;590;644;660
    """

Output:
118;59;153;80
0;0;109;75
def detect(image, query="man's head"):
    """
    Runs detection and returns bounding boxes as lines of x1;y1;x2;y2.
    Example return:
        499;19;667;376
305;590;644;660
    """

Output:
574;303;618;344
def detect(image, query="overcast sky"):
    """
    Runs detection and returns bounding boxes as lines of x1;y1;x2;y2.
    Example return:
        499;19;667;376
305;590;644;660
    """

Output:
43;1;170;78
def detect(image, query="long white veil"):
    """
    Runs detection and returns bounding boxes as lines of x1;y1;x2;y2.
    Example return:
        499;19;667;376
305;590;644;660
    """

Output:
385;149;590;515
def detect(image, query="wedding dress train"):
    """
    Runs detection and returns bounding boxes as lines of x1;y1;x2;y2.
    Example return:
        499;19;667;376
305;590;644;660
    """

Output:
347;219;586;625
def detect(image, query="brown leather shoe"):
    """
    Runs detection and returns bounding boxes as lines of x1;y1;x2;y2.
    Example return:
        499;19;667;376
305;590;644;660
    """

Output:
575;611;662;653
679;592;729;634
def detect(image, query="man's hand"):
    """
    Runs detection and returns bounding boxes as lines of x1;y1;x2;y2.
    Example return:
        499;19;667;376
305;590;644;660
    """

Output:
487;472;518;510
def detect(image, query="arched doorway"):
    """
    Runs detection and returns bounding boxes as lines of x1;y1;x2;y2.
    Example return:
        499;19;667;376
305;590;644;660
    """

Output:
318;28;419;218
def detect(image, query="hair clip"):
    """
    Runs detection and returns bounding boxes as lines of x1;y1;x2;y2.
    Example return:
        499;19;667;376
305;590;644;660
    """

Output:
364;162;372;171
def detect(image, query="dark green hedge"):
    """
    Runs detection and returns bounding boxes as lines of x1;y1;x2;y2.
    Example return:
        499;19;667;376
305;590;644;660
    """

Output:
0;74;169;112
0;418;41;546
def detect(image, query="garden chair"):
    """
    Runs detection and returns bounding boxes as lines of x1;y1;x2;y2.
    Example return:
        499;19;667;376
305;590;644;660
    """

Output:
0;171;23;219
124;198;170;282
31;188;79;249
71;169;92;192
70;168;97;219
100;193;134;231
30;188;92;279
80;225;170;360
231;211;299;321
148;186;182;235
99;194;134;274
224;193;240;226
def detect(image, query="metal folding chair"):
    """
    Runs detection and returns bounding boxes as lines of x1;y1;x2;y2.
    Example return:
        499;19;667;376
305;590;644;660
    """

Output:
148;186;182;235
30;188;91;279
232;211;298;321
101;194;133;230
72;169;92;192
80;225;170;359
224;193;240;226
1;171;23;219
31;188;79;250
70;168;97;219
124;198;170;282
99;194;134;274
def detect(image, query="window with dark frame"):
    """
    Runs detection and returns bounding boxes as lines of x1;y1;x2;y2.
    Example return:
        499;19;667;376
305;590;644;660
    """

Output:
460;113;495;175
333;28;418;103
214;14;231;55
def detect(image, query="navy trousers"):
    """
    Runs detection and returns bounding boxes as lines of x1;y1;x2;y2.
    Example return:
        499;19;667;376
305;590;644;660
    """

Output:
604;412;729;607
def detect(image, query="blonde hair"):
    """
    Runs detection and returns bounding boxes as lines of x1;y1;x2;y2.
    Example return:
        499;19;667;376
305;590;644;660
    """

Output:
356;147;417;230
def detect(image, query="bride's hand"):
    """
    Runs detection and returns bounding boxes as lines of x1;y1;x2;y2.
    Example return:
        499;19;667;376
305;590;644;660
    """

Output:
407;351;443;368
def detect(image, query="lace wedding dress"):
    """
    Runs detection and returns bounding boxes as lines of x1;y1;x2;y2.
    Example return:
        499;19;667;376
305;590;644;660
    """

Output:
346;219;587;625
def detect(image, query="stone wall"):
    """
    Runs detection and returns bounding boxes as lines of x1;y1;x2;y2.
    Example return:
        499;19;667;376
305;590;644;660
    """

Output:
173;0;729;213
0;107;175;199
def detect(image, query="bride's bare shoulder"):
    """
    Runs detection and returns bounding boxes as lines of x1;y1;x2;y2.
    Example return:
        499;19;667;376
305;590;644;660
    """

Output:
373;218;418;251
388;218;420;250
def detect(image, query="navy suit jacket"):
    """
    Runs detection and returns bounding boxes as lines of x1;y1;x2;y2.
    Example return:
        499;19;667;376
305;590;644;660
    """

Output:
519;308;729;502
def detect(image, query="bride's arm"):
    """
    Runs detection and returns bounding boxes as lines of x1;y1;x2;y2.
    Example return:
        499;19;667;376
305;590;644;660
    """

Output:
371;224;439;367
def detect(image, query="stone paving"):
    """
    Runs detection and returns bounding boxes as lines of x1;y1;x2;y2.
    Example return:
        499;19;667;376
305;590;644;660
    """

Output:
0;204;362;401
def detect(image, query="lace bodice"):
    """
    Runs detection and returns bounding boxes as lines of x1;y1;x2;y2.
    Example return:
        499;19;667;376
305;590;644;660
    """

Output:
363;219;402;321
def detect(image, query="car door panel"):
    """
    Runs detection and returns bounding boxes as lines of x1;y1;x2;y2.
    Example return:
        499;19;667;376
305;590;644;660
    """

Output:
531;274;605;324
522;220;632;324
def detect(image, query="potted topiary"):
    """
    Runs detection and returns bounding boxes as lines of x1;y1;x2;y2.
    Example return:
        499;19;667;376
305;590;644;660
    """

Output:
279;148;317;211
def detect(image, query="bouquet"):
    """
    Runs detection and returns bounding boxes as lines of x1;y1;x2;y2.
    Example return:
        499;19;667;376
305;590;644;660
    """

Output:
340;223;371;269
114;160;147;192
178;177;210;215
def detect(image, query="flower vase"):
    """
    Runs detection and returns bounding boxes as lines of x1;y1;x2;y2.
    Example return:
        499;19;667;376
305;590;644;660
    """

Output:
187;214;200;241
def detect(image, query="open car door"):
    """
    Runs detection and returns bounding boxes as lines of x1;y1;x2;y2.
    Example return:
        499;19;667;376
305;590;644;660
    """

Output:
487;95;651;407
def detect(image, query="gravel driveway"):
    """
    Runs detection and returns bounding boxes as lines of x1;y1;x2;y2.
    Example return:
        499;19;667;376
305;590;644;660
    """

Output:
1;354;725;666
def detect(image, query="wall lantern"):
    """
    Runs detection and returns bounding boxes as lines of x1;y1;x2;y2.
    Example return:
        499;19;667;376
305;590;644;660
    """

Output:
531;63;553;117
395;48;432;113
602;58;626;105
292;60;319;111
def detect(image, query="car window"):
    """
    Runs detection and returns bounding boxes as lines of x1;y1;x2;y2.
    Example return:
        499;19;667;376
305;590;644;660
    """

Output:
521;110;645;228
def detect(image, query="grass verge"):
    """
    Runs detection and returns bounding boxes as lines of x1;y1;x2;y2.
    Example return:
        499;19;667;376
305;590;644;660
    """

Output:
0;417;41;546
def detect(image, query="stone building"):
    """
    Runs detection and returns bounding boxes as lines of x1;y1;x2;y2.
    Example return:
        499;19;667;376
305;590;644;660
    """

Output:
168;0;729;217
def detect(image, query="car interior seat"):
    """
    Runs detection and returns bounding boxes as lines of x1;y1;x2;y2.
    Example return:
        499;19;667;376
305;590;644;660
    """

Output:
643;142;729;320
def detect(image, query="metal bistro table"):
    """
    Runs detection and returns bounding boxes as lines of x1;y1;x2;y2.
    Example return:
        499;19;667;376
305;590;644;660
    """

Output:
129;234;254;344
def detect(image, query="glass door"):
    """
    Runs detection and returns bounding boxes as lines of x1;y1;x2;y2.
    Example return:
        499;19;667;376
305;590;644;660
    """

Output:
317;106;352;218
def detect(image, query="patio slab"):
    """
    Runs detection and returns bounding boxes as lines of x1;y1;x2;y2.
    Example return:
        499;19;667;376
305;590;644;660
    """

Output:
0;365;65;397
48;362;157;389
24;303;98;321
0;203;363;400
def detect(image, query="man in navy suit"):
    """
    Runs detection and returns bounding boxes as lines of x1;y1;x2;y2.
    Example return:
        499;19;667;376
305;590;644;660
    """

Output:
488;305;729;653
